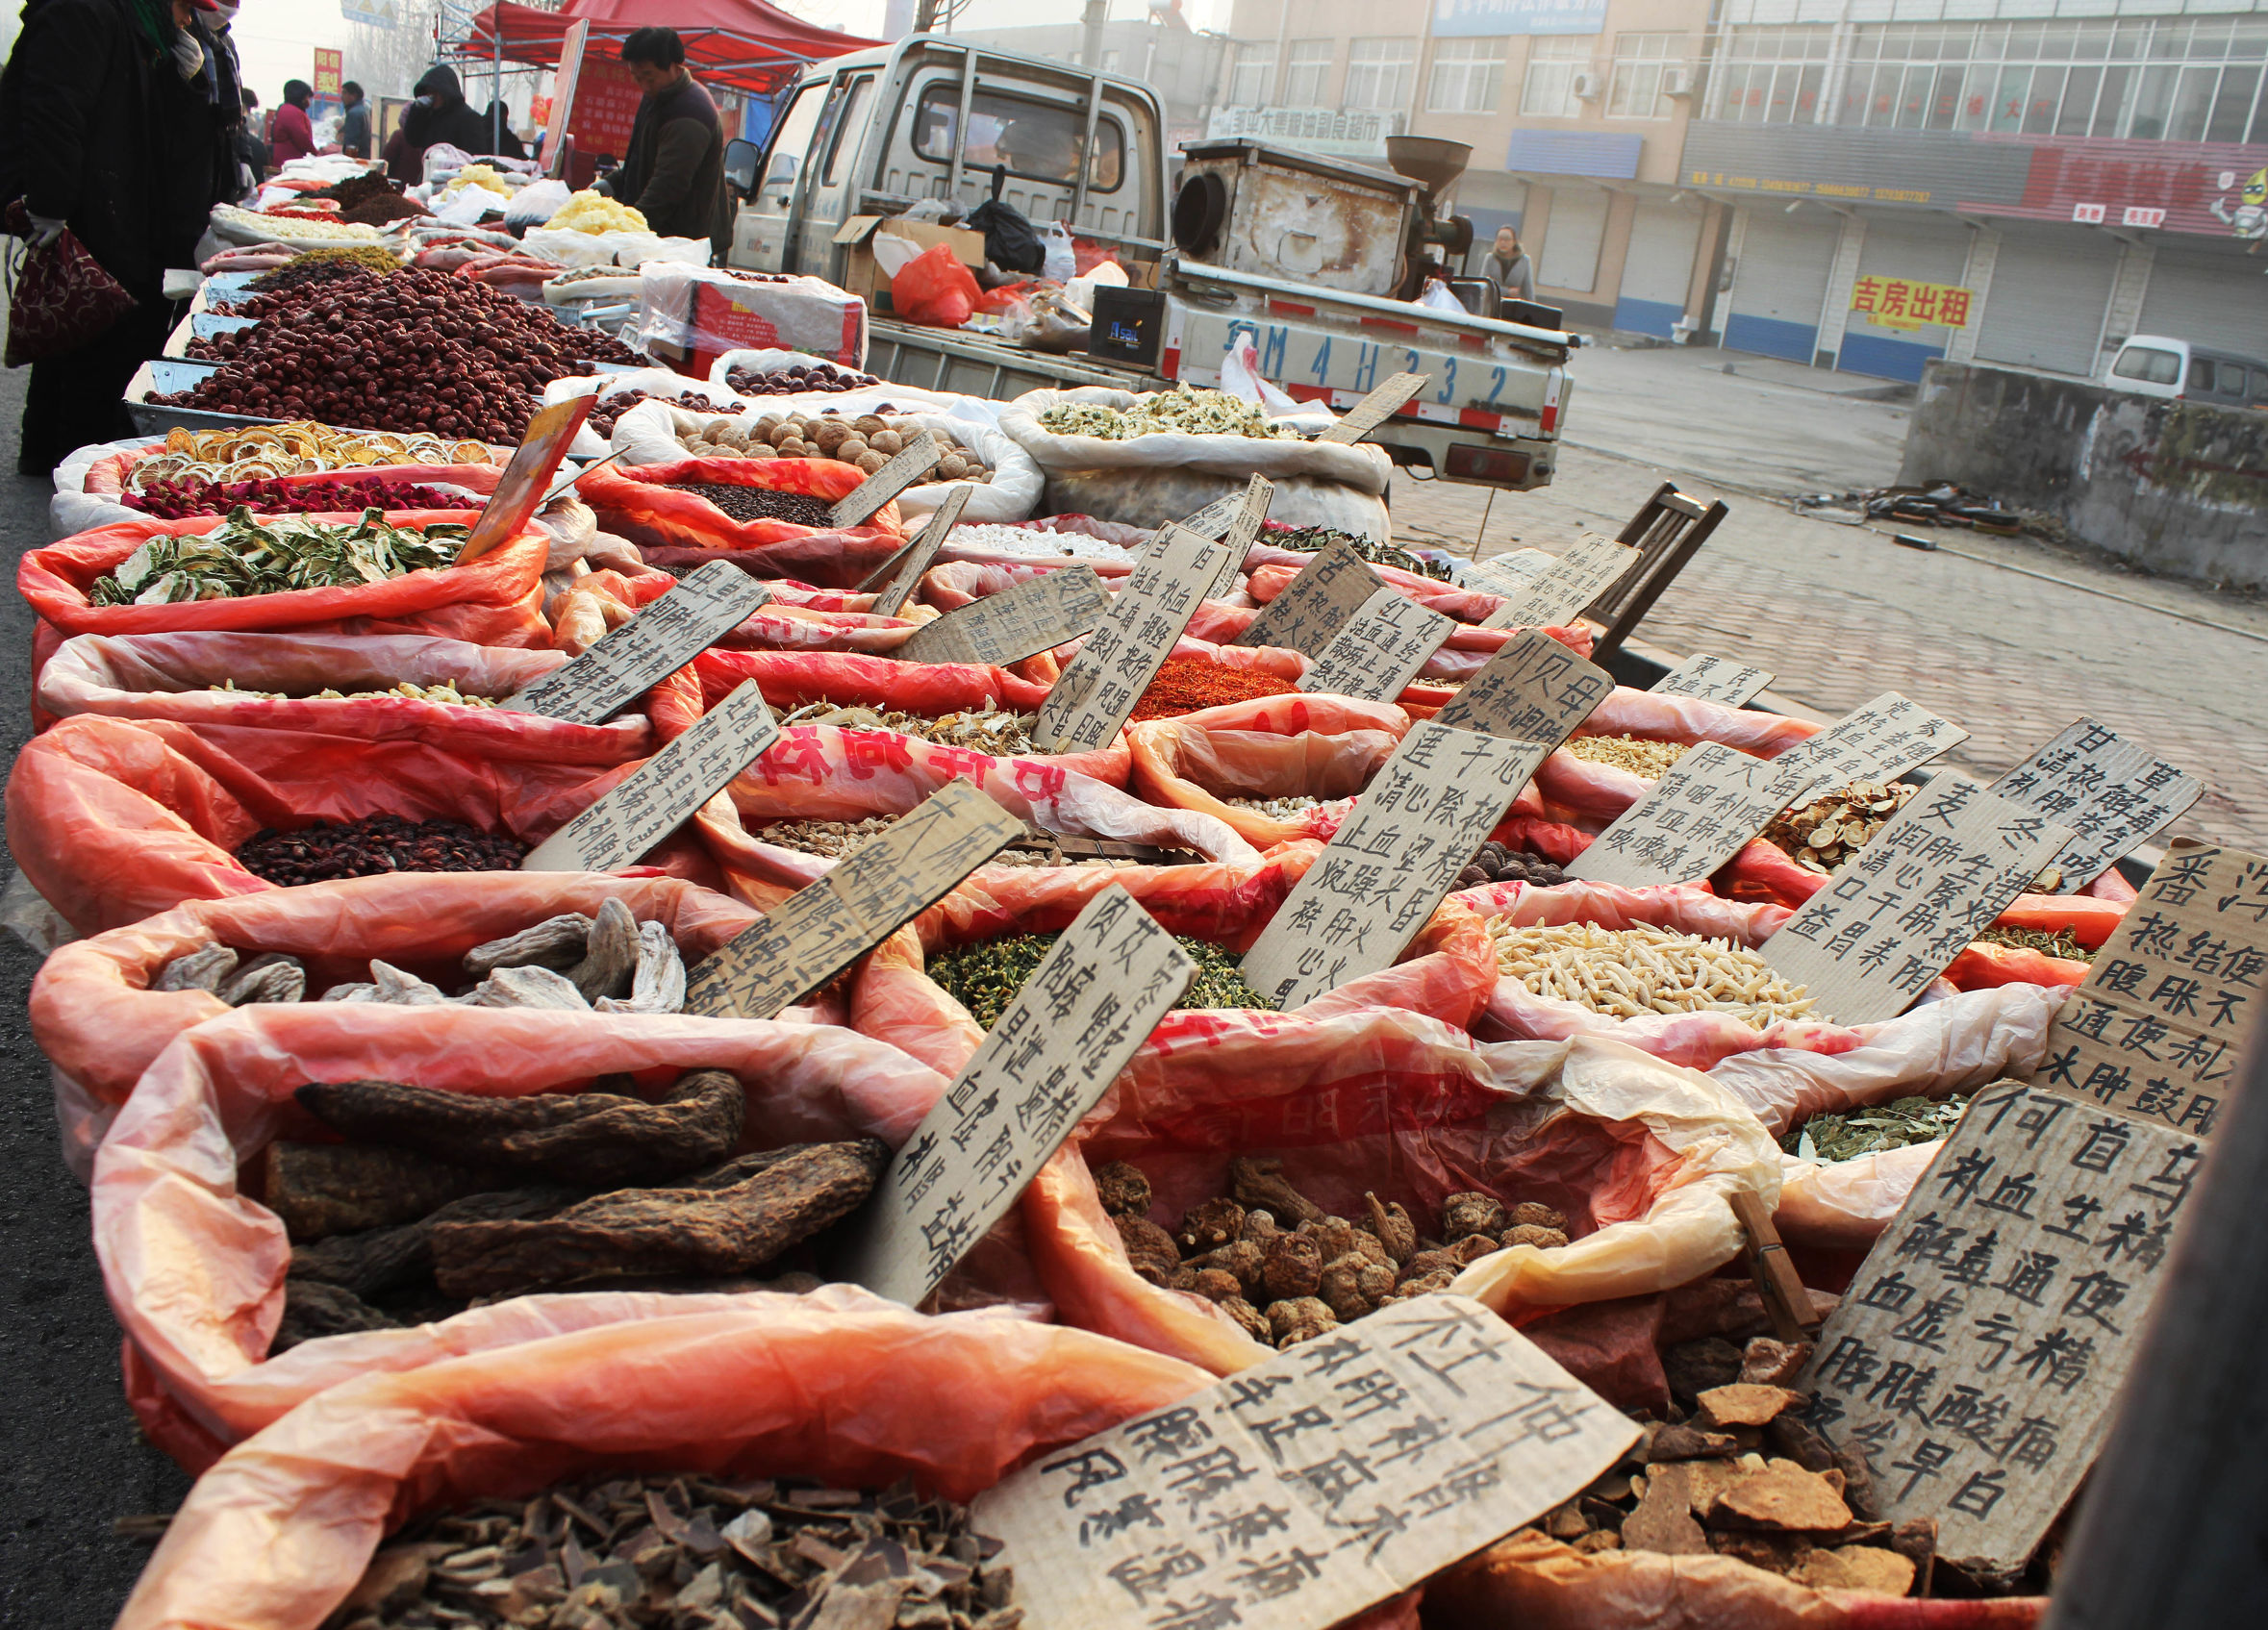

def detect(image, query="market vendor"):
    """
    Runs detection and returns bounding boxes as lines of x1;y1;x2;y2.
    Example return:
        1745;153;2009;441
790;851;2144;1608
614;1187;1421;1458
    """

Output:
599;26;730;263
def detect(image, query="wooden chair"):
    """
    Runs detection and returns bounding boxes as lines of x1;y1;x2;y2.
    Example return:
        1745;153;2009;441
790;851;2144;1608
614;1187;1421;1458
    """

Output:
1583;480;1728;662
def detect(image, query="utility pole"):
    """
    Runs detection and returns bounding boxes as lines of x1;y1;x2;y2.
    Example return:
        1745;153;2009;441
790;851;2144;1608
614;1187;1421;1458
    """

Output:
1081;0;1107;69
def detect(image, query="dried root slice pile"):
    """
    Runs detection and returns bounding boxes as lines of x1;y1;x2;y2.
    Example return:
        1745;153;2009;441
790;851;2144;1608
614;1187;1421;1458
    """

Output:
1565;733;1696;780
1762;780;1916;875
1487;919;1816;1028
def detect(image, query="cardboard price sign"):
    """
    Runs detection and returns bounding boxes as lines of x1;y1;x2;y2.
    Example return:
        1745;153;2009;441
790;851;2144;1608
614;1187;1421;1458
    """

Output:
520;680;778;872
1989;717;2203;892
2031;842;2267;1140
455;394;593;565
1035;527;1230;753
1209;473;1274;599
1651;652;1776;707
1462;550;1552;601
1317;369;1429;444
684;779;1021;1020
829;432;941;529
1762;778;2070;1025
1243;722;1548;1010
1478;536;1641;631
895;564;1109;667
839;886;1194;1307
1802;1078;2199;1579
1569;743;1824;890
501;560;771;724
1295;589;1454;702
1233;541;1389;660
1432;628;1612;748
541;19;590;178
1768;690;1969;790
865;485;974;619
974;1294;1638;1630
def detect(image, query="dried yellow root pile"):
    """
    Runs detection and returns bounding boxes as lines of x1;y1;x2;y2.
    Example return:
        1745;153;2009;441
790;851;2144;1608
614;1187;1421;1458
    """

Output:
1487;919;1816;1027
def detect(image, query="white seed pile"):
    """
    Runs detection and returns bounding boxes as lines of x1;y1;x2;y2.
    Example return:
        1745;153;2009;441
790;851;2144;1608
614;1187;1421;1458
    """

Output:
946;523;1135;562
1222;794;1324;817
207;678;497;707
1487;919;1817;1027
1564;734;1695;780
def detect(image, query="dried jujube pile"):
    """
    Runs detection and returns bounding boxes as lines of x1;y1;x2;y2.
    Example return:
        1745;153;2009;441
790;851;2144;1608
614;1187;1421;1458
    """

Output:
330;1474;1019;1630
724;360;881;395
1097;1157;1570;1348
235;813;528;884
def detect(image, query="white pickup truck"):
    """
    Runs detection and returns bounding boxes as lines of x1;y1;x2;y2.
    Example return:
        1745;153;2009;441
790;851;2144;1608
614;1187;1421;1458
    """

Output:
725;35;1575;492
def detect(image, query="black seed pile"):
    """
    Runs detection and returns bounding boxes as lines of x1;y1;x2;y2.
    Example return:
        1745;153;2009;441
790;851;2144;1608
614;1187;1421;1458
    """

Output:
236;814;528;884
666;482;838;527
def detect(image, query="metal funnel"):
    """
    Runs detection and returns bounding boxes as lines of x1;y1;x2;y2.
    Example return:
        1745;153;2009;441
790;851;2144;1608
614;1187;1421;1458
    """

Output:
1383;136;1473;197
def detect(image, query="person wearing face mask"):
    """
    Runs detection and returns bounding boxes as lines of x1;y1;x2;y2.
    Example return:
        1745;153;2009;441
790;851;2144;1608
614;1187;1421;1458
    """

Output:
270;77;315;163
0;0;241;473
386;63;496;181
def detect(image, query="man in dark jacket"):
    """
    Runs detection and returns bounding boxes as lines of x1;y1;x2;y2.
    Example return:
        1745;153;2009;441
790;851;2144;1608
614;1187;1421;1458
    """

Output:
0;0;239;473
385;63;496;181
600;27;729;261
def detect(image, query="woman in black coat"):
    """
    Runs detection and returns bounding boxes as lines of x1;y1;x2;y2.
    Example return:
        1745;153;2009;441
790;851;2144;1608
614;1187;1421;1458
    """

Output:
0;0;239;474
386;64;520;181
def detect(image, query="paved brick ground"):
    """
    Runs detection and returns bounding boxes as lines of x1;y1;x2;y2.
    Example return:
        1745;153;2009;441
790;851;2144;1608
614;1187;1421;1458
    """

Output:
1390;447;2268;852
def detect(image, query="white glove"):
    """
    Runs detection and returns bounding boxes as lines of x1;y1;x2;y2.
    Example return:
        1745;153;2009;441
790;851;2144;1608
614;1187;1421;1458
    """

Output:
24;213;64;249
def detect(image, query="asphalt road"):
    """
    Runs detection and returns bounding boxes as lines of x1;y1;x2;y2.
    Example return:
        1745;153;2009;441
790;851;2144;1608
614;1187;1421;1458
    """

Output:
0;364;192;1625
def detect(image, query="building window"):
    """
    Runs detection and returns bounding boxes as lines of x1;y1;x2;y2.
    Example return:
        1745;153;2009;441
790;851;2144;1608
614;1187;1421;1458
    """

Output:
1428;37;1508;113
1704;26;1831;123
1226;42;1273;107
1522;35;1593;117
1608;33;1687;118
1283;39;1333;106
1345;38;1418;111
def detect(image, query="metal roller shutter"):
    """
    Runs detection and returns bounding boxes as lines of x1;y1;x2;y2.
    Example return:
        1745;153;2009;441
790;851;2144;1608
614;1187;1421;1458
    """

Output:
1615;199;1704;337
2136;243;2268;359
1839;214;1974;382
1537;187;1610;294
1724;208;1838;364
1972;223;2120;377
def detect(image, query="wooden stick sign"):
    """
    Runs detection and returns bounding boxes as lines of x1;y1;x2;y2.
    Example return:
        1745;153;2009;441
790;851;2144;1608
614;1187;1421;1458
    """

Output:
1166;476;1275;602
839;886;1195;1308
1235;540;1391;659
1034;527;1231;753
455;393;594;565
1767;690;1968;789
1988;717;2204;893
684;779;1022;1020
520;680;779;872
1317;369;1429;444
829;431;942;529
895;564;1111;667
1651;652;1776;707
1294;589;1454;702
1568;742;1824;890
501;560;772;724
1432;628;1613;748
865;485;974;619
1478;535;1642;631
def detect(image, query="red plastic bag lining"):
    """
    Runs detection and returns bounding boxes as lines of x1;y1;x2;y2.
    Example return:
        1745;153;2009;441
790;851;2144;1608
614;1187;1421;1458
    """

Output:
1246;559;1508;626
31;871;755;1110
576;456;904;587
93;1002;958;1465
19;511;553;648
113;1297;1219;1630
1184;598;1597;678
34;631;660;763
4;715;718;936
551;567;922;662
1125;691;1411;848
83;452;500;501
891;240;981;328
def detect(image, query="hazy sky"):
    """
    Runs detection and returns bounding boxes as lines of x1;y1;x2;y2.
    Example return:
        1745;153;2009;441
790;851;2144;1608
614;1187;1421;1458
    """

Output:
222;0;1232;109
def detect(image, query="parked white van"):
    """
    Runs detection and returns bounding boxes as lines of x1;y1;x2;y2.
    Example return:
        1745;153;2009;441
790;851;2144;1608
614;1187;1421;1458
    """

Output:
2102;335;2268;408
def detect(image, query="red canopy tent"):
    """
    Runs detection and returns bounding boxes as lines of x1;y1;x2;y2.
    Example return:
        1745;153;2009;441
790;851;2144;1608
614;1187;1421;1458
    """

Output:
457;0;884;97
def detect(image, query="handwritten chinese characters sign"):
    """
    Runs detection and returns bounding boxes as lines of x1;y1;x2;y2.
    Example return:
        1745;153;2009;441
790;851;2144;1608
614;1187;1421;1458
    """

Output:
1761;778;2070;1025
1036;526;1231;752
1242;722;1547;1010
1767;690;1968;790
1477;536;1640;632
2032;842;2267;1139
1295;589;1454;702
866;485;973;619
1989;717;2202;892
1432;628;1612;747
1802;1079;2196;1576
503;560;771;724
1317;370;1428;444
1236;541;1388;659
895;564;1109;667
974;1294;1637;1630
1651;652;1775;708
1569;742;1822;890
1461;550;1552;602
840;886;1194;1308
683;780;1022;1020
520;680;778;873
1851;276;1977;331
830;431;941;528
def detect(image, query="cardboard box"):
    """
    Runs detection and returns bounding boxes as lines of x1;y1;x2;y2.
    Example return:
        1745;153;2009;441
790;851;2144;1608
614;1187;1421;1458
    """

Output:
833;215;987;304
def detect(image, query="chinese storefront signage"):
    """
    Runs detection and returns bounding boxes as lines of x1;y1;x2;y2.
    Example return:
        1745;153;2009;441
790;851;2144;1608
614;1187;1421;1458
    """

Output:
1852;276;1977;331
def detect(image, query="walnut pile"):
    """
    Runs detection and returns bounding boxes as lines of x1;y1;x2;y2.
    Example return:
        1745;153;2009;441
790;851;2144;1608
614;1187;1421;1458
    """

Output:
1096;1156;1568;1348
1519;1334;1939;1597
676;411;990;482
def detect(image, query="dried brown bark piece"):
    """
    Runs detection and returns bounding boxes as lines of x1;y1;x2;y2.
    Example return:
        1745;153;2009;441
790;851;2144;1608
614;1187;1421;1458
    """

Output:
593;920;688;1015
294;1069;745;1187
289;1185;585;1298
569;897;640;1004
1229;1156;1322;1225
261;1141;508;1241
467;965;590;1010
427;1139;889;1298
219;952;306;1005
154;942;238;992
464;913;594;978
271;1278;400;1352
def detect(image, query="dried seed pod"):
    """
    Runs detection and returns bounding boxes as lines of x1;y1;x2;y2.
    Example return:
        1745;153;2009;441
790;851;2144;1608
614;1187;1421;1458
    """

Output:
1449;1234;1500;1266
1114;1215;1182;1285
1192;1266;1243;1303
1093;1161;1152;1218
1402;1248;1458;1282
467;964;590;1010
593;920;688;1015
1356;1260;1398;1305
569;897;641;1004
1365;1191;1417;1264
370;960;448;1005
1203;1238;1265;1295
1220;1294;1272;1342
1240;1208;1281;1244
1319;1254;1376;1322
219;952;307;1006
1267;1295;1338;1348
1443;1191;1508;1241
1503;1223;1571;1250
155;942;239;993
1175;1196;1246;1255
1259;1232;1323;1301
1512;1200;1570;1231
1386;1267;1457;1302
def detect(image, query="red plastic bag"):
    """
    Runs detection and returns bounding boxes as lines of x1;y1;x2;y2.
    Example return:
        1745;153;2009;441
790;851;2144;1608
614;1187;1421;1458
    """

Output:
18;510;554;648
552;566;921;659
1125;691;1410;848
694;646;1053;715
30;871;755;1111
3;715;718;936
113;1298;1216;1630
891;240;981;329
92;1001;956;1467
34;631;660;764
577;456;905;587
